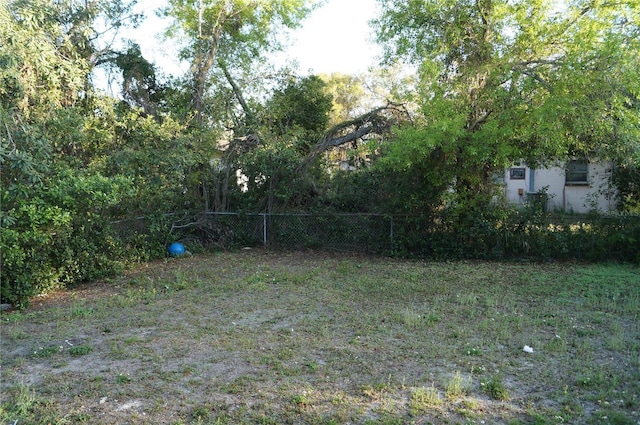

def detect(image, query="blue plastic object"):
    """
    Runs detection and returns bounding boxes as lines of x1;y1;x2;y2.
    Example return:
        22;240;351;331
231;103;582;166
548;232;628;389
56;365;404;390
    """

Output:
168;242;185;257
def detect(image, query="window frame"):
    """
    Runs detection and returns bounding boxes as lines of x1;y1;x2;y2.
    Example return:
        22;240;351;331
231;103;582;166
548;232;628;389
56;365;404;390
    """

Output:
509;167;526;180
565;159;588;185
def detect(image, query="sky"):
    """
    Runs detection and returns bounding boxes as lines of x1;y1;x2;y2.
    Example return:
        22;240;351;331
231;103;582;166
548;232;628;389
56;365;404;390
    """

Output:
126;0;382;78
274;0;382;75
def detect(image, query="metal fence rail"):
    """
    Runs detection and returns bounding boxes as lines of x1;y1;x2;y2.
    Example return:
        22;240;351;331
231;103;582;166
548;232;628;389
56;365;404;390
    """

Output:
167;212;396;254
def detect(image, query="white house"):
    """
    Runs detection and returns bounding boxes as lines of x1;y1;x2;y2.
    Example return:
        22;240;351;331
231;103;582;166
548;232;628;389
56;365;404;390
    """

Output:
502;159;617;213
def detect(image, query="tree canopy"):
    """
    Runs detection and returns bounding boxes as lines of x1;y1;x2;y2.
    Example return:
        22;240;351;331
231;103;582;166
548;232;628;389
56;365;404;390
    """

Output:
163;0;317;122
374;0;640;197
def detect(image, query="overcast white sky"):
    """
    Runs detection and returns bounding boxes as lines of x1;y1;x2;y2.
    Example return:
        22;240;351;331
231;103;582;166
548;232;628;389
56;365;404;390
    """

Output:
276;0;382;75
126;0;381;78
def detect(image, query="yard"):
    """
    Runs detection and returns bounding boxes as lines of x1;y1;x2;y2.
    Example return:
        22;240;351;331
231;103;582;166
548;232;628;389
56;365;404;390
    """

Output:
1;250;639;424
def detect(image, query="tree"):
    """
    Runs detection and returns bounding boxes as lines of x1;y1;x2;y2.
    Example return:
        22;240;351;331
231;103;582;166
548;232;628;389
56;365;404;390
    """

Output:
319;73;367;125
163;0;317;123
109;44;164;116
228;74;407;213
0;0;152;307
373;0;640;209
226;75;331;212
263;75;333;155
1;1;89;119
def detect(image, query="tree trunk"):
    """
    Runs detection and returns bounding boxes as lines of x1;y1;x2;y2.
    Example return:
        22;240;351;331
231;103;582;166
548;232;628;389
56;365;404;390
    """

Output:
191;32;222;122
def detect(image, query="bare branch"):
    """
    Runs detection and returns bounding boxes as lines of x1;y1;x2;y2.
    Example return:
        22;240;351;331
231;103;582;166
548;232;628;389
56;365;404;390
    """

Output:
4;121;15;151
519;68;553;90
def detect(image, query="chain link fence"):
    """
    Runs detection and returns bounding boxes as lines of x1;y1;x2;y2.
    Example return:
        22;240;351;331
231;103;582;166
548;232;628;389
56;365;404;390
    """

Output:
266;213;393;252
110;211;640;262
110;212;397;254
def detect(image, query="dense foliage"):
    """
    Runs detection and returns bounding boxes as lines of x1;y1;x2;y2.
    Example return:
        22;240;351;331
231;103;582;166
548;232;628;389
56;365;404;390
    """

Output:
373;0;640;204
1;0;639;307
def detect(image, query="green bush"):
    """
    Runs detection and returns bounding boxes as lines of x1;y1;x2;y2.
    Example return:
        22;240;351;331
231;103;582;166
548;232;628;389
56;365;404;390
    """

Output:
0;202;72;308
1;172;134;308
390;206;640;263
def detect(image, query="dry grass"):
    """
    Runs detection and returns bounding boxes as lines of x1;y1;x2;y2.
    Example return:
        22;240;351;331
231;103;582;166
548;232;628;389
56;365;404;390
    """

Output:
1;250;639;424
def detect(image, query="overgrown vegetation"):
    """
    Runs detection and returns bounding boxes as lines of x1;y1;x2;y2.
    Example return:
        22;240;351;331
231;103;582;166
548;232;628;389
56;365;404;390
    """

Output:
1;252;638;424
2;0;639;307
129;209;640;264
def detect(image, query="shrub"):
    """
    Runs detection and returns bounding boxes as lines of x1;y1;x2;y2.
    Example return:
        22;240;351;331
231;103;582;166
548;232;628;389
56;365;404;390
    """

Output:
482;376;509;401
0;172;133;308
0;202;73;308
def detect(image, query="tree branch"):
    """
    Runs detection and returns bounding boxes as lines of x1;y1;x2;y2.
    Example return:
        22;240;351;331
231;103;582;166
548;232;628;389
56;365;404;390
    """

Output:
219;61;257;129
297;102;409;172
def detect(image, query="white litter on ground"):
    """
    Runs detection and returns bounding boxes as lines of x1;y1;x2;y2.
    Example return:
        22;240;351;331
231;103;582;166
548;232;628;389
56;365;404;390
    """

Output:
115;400;142;412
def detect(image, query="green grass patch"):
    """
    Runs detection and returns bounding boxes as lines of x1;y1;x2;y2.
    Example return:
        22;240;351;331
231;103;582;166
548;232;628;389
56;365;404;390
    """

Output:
68;344;92;356
409;385;443;414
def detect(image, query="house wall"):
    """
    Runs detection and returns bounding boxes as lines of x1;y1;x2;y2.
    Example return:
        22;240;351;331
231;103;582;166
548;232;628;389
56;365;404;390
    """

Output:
503;161;616;213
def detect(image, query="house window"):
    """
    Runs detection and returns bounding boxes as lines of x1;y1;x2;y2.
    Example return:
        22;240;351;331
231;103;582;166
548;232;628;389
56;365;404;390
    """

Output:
566;160;588;184
510;168;525;180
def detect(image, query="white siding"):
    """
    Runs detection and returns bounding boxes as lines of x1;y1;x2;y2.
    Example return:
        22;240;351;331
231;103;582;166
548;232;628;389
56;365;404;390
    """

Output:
503;160;616;213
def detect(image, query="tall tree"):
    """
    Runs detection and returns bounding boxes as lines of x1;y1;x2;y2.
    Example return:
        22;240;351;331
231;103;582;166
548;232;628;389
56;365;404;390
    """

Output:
264;75;333;155
163;0;317;123
373;0;640;205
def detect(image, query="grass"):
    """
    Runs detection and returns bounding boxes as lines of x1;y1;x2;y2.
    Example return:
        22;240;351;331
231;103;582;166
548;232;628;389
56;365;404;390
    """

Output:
445;371;470;401
1;250;639;424
482;375;509;401
409;385;442;414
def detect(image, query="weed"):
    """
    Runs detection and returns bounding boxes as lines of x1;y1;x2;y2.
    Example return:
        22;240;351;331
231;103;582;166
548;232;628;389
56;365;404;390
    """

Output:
362;382;391;400
32;345;61;358
291;393;309;409
588;410;635;425
0;384;60;423
4;327;29;340
123;336;144;345
108;342;128;360
605;321;626;352
71;306;95;318
116;373;131;384
304;360;318;372
424;312;442;326
400;307;422;328
5;383;36;417
465;347;482;356
482;375;509;400
459;398;481;411
544;335;568;353
191;405;211;421
400;306;440;329
172;270;194;291
445;371;469;400
576;370;606;388
68;344;92;356
409;385;442;414
363;417;404;425
457;291;479;306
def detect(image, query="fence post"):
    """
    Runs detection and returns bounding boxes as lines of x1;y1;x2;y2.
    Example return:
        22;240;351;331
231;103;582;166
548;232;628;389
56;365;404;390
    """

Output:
262;213;267;248
389;215;394;252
